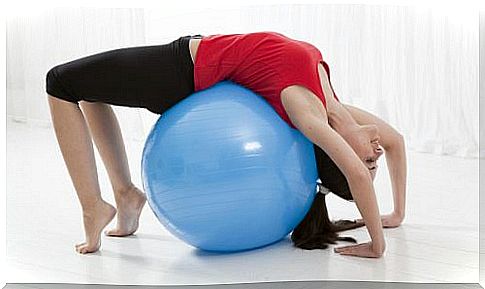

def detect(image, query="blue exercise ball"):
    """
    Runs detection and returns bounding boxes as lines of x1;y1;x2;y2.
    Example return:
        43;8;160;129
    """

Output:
141;81;318;252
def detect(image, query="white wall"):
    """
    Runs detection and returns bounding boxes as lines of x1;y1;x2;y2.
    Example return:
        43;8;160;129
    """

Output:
6;7;148;141
6;5;479;157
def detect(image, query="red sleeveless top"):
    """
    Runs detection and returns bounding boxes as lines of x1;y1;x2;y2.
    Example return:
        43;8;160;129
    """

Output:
193;31;339;129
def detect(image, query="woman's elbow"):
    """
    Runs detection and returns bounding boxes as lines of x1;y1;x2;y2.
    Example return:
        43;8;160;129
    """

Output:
395;133;405;144
383;132;405;151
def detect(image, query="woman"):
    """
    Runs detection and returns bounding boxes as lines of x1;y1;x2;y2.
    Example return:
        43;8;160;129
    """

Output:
46;32;407;257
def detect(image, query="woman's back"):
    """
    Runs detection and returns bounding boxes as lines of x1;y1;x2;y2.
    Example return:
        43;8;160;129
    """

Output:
192;31;335;128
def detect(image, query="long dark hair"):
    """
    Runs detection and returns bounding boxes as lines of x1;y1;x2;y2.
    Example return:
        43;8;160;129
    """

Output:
290;144;365;250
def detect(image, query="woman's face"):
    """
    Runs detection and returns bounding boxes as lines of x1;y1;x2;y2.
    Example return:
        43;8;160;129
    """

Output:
345;124;384;180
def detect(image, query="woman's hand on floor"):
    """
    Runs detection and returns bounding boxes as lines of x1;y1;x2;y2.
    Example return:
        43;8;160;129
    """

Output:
355;212;404;228
333;241;384;258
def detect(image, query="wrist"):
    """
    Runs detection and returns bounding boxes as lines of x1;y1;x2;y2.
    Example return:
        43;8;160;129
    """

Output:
371;239;386;255
393;209;405;219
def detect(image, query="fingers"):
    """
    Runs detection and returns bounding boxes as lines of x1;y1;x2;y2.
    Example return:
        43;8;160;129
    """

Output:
339;250;378;258
333;242;382;258
334;242;366;253
334;245;348;252
334;245;358;255
382;219;401;228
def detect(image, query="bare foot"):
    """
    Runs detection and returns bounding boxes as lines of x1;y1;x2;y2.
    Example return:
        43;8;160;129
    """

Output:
76;199;116;254
105;185;146;237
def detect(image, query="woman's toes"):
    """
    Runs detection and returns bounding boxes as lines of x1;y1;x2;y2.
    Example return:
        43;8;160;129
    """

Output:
105;228;133;237
76;243;100;254
75;242;85;249
105;226;134;237
79;246;91;254
78;246;88;254
104;228;120;236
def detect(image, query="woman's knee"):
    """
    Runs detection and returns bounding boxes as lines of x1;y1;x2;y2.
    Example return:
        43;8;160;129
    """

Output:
46;65;80;104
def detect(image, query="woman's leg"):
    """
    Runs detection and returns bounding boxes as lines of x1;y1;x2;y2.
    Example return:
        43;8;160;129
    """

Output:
46;35;197;253
47;95;116;254
78;101;145;237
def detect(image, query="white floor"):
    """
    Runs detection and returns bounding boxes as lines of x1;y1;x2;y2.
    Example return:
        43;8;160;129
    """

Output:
6;118;480;285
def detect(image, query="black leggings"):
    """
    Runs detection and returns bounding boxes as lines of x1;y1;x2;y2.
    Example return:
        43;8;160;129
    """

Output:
46;35;203;114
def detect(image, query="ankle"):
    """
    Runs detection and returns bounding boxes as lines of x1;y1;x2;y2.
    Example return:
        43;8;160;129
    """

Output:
81;197;107;214
113;183;136;196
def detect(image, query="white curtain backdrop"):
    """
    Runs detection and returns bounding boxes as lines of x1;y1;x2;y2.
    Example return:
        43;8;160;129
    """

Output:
6;7;148;141
6;5;479;157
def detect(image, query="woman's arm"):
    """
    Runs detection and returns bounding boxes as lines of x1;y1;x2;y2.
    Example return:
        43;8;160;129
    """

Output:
344;104;407;222
281;88;385;257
